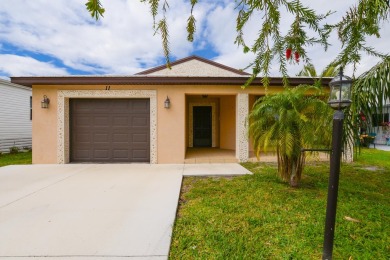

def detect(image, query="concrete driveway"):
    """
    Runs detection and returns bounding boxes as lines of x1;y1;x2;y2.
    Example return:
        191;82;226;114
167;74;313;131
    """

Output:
0;164;250;259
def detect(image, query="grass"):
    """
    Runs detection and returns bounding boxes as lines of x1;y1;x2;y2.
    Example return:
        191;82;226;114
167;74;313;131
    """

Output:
0;151;32;167
170;148;390;259
0;147;388;258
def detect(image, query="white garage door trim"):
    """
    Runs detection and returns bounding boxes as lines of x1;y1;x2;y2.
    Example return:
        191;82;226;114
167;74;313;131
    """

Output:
57;90;157;164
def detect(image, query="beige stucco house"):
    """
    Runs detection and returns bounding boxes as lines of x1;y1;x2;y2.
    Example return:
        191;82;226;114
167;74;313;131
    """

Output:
11;56;328;164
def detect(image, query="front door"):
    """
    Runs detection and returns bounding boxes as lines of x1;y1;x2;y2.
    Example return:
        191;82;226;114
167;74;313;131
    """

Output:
193;106;212;147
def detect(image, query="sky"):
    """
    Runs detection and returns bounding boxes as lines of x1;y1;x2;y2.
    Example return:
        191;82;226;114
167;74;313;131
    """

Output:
0;0;389;80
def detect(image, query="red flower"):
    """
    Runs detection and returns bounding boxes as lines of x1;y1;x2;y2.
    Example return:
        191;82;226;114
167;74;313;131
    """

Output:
294;51;300;62
360;112;366;121
286;48;292;60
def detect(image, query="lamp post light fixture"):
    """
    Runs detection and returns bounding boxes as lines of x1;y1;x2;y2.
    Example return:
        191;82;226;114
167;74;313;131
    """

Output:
41;95;50;109
164;96;171;109
322;67;352;260
328;68;352;110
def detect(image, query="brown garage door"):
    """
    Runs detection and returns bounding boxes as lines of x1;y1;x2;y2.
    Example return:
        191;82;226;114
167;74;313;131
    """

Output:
70;99;150;163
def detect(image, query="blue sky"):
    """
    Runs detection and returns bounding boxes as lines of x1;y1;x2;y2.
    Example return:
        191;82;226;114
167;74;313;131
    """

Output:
0;0;389;80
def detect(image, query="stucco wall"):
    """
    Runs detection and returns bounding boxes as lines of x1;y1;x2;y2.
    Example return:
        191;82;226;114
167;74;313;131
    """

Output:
31;84;276;164
220;96;236;150
156;86;186;163
32;87;58;163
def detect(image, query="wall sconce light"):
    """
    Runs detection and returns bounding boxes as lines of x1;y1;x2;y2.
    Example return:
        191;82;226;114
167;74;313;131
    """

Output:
41;95;50;109
164;96;171;109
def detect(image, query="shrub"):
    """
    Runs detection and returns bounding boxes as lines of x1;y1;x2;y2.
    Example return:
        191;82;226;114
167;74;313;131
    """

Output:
9;146;20;154
22;146;32;152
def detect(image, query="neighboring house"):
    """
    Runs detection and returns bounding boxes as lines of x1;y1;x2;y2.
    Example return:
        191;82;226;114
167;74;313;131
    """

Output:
371;99;390;145
0;78;32;153
11;56;329;164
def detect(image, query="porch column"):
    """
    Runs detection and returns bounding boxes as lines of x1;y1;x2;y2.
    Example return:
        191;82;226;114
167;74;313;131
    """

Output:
236;93;249;162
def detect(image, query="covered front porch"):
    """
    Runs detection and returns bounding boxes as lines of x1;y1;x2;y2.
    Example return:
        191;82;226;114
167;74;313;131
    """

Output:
184;93;263;163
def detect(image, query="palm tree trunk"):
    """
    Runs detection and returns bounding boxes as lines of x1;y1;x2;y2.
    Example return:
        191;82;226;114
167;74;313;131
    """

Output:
276;150;306;187
290;160;299;187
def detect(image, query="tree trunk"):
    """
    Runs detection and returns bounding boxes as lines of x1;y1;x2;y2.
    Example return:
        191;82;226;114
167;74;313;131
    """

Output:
289;160;299;187
277;151;305;187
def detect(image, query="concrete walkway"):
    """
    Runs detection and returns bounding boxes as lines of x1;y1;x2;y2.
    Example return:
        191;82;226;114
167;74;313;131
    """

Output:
0;164;250;259
374;144;390;151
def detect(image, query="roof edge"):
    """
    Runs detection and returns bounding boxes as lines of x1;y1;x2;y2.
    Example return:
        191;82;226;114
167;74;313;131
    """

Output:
135;55;250;76
11;76;331;88
0;78;32;91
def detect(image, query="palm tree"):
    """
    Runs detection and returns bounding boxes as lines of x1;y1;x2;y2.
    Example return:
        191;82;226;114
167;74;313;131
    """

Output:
297;64;338;78
249;85;333;187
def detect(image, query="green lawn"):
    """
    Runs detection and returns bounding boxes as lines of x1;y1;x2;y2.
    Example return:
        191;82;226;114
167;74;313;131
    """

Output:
0;151;32;167
170;148;390;259
0;148;388;258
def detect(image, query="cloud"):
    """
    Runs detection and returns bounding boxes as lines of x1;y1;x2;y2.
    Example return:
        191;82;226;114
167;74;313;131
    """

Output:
205;0;390;76
0;0;197;75
0;54;68;76
0;0;388;77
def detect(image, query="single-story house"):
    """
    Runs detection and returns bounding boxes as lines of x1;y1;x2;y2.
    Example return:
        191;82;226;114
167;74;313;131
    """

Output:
0;78;32;153
11;56;330;164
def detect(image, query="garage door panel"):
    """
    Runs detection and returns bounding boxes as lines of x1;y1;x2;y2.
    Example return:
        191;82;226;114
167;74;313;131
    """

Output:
111;100;129;110
132;133;148;143
73;100;93;110
132;117;149;127
74;150;91;159
131;142;149;149
94;116;110;126
74;133;91;143
74;116;91;126
112;133;129;142
92;101;110;110
113;116;129;126
131;99;150;111
94;133;110;142
94;150;110;159
70;99;150;163
132;150;148;160
112;149;129;159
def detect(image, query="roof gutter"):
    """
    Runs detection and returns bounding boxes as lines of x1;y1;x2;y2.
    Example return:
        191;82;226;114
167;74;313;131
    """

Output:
11;76;331;88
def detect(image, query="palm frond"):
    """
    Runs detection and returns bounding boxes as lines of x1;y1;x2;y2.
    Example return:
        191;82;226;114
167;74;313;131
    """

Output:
345;57;390;149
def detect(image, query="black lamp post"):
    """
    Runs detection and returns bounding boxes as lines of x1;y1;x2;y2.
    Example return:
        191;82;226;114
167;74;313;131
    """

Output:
323;67;352;260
